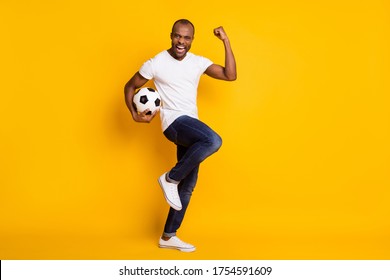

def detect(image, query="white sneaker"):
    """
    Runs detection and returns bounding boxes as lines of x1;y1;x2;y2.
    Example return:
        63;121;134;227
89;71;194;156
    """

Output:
158;173;182;211
159;236;196;252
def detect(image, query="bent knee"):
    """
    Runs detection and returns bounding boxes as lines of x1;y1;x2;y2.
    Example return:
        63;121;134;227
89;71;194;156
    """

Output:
209;133;222;153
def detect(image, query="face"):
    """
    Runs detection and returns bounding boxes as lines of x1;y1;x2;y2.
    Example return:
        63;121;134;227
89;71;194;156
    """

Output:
169;23;194;60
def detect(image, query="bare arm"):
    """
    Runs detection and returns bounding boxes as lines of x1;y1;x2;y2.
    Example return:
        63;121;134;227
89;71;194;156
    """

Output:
124;72;158;123
205;26;237;81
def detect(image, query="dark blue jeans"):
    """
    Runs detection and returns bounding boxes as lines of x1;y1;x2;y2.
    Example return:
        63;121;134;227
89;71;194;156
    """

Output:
162;115;222;236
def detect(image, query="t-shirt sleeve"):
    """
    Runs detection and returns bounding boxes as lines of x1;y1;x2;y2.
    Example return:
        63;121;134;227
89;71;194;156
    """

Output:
139;59;154;80
201;56;213;72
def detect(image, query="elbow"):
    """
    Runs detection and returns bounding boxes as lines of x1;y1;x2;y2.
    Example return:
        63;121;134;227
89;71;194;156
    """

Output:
124;81;136;95
223;68;237;81
227;74;237;81
124;82;130;94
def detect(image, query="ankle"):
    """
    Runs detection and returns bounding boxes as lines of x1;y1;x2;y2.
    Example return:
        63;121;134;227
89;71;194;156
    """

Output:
166;173;179;184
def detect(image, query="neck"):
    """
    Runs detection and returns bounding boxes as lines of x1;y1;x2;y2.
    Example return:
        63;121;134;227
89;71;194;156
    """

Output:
167;48;186;61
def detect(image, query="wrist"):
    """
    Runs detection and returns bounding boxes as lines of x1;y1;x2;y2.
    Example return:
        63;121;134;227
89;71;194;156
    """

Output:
222;37;230;44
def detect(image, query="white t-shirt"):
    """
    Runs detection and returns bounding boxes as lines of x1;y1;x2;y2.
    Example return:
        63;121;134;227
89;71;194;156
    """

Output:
139;50;213;131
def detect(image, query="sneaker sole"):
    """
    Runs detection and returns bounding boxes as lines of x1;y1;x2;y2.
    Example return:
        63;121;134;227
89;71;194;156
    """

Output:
159;244;196;252
158;176;182;211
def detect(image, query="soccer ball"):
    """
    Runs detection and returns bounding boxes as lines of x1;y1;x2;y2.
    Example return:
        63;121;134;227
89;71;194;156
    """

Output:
133;87;161;115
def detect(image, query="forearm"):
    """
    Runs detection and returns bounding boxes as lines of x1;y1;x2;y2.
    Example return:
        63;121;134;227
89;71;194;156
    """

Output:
222;38;237;81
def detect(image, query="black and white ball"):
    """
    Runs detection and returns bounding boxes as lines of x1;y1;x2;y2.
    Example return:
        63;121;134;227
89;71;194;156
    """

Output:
133;87;161;115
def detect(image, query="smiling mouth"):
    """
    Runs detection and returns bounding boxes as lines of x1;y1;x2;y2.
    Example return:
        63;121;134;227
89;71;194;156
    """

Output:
176;45;186;53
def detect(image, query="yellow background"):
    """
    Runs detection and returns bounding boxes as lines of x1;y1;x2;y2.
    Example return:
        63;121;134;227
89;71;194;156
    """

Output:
1;0;389;259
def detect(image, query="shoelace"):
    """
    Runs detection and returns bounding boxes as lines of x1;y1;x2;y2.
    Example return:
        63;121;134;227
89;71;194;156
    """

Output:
169;186;180;200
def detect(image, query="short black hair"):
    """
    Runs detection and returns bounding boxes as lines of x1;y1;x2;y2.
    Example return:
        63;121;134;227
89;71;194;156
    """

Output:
172;19;195;36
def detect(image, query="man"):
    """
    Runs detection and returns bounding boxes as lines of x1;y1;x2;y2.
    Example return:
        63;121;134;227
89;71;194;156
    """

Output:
124;19;236;252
